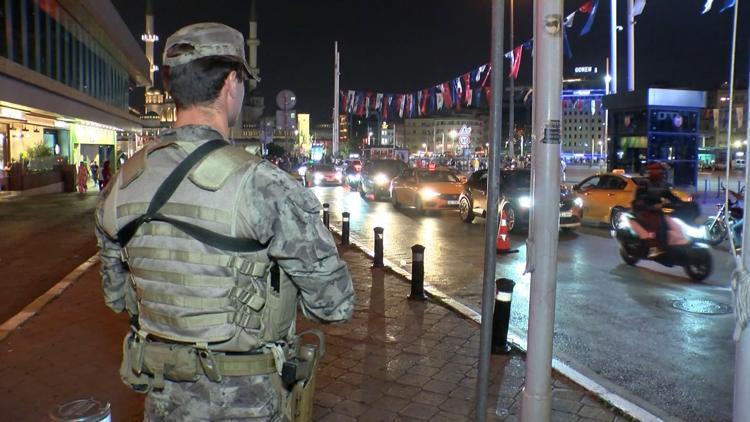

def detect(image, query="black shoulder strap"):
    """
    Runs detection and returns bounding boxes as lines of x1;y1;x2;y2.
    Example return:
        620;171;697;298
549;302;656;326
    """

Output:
116;139;267;252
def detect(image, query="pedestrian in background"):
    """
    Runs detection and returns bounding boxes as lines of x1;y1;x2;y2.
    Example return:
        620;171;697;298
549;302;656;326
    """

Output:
100;160;111;189
95;22;353;421
76;162;88;193
90;161;99;188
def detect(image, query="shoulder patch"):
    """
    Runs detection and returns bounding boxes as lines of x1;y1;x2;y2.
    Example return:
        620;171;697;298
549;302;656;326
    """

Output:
188;145;260;191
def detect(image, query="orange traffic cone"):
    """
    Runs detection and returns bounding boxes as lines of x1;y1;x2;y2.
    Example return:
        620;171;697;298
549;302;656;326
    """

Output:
496;209;518;254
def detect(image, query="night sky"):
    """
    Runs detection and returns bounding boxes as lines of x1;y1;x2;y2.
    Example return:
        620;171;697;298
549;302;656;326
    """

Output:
112;0;749;124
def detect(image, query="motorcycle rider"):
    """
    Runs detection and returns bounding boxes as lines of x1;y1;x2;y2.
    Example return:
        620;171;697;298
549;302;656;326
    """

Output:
631;161;684;257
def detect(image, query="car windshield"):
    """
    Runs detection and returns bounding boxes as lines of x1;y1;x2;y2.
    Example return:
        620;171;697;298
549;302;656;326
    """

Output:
366;160;403;173
315;165;336;172
418;171;460;183
503;170;531;188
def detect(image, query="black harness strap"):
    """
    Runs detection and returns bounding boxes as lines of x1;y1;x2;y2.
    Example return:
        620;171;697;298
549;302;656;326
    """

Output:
116;139;267;253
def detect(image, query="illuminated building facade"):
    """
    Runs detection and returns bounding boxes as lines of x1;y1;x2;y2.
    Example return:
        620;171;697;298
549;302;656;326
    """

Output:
0;0;149;192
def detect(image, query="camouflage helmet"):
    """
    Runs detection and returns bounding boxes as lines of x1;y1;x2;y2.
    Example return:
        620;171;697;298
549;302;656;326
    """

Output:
163;22;259;81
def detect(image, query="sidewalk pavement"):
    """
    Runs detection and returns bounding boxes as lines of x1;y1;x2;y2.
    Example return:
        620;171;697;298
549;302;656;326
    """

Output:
0;245;627;422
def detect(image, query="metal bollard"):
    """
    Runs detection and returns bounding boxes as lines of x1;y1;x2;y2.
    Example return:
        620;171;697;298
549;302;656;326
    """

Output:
703;179;708;204
491;278;516;355
50;397;111;421
717;176;722;198
373;227;384;268
341;212;350;246
408;244;427;301
322;203;330;229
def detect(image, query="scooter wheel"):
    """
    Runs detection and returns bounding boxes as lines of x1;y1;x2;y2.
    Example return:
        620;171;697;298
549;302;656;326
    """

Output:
703;218;726;246
619;247;639;266
685;248;712;282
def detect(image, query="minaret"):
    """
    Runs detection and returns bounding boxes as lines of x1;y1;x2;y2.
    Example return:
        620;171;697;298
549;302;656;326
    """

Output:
141;0;159;88
246;0;260;91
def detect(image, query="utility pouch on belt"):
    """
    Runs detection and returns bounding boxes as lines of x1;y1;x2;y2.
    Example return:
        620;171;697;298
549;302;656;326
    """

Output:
120;334;151;393
280;330;325;422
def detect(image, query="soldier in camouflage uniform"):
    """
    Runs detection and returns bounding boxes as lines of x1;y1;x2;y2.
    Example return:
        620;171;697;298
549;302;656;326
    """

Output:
95;22;354;421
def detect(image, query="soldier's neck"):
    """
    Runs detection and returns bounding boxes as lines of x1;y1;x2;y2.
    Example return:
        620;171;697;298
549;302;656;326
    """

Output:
174;107;229;139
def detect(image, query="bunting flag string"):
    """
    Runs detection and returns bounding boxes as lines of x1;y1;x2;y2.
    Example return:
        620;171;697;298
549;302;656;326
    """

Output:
341;0;730;123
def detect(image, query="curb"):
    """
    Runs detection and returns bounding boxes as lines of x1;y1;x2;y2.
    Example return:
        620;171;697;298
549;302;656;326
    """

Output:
0;255;99;342
330;224;671;422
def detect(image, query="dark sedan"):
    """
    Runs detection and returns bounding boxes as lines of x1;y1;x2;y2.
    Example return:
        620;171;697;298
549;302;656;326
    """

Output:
458;168;582;232
359;159;408;201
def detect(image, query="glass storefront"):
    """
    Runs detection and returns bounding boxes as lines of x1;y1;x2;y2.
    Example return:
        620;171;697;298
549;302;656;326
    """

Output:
1;0;130;110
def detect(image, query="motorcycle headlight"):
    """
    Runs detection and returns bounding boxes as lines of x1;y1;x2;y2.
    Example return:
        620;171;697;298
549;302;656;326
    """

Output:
374;173;389;185
420;188;440;199
518;196;532;209
297;166;307;177
314;172;323;181
335;172;343;181
574;197;583;208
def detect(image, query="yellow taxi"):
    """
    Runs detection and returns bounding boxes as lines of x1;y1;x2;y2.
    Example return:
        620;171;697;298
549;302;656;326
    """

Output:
390;167;464;213
572;172;692;229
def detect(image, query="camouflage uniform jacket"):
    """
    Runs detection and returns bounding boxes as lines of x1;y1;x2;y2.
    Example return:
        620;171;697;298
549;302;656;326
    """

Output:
95;125;354;420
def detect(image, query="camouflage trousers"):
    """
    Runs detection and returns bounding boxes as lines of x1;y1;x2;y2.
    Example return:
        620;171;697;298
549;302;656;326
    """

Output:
143;374;285;421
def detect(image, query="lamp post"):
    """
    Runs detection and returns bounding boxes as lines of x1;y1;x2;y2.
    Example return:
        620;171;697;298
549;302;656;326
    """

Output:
449;129;457;157
604;62;612;168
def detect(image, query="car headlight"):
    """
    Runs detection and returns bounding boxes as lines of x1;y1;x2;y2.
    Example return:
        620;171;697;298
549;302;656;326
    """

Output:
518;196;532;208
574;197;583;208
374;173;389;185
297;166;307;177
314;172;323;181
420;188;440;199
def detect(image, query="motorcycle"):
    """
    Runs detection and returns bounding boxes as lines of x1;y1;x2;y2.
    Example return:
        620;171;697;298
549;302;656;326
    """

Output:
613;201;712;282
703;187;744;246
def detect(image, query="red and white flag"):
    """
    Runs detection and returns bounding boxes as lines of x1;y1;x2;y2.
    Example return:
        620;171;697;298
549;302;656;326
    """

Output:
509;46;523;79
579;0;594;13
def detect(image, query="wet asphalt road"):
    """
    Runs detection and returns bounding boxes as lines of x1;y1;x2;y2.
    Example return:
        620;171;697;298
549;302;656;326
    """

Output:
0;191;100;324
314;185;736;422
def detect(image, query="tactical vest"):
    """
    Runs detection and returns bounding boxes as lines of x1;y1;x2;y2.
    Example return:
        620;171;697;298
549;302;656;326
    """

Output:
101;139;299;352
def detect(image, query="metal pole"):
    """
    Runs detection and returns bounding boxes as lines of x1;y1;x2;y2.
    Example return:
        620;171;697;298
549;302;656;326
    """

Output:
724;0;739;251
626;0;634;91
333;42;340;157
604;57;610;170
508;0;516;160
734;4;749;420
475;0;504;419
520;0;562;420
610;0;618;94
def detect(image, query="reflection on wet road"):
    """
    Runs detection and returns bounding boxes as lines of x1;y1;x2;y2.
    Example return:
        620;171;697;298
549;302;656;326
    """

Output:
314;185;735;422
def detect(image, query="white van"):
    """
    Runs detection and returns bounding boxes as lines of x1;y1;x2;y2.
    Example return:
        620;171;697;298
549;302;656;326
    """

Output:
733;158;746;169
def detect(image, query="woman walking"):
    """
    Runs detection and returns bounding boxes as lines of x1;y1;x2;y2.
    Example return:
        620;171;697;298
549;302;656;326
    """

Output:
77;162;89;193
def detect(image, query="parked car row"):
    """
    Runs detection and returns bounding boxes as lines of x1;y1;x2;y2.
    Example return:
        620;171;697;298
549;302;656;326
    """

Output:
299;158;696;235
